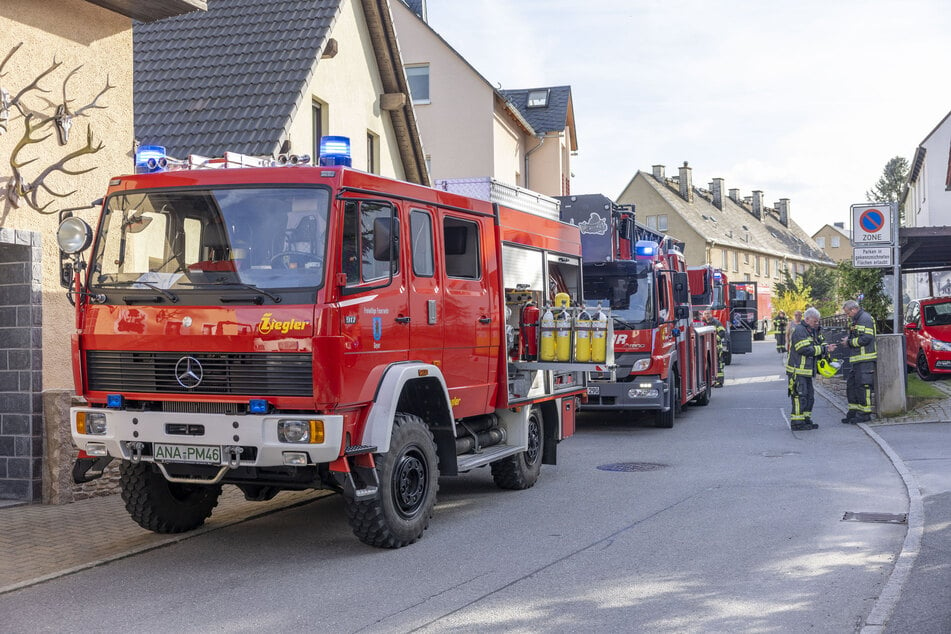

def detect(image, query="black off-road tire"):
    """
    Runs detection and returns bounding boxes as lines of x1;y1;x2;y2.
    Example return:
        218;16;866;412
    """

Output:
655;372;679;428
491;407;544;490
917;352;938;381
346;413;439;548
119;461;222;534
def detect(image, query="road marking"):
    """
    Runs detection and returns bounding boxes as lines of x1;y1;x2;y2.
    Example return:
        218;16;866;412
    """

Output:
724;374;785;385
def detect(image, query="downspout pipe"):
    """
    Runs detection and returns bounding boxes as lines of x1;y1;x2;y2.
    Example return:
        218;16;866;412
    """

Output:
524;134;546;190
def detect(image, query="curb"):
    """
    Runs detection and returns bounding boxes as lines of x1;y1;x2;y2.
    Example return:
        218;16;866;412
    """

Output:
815;383;924;632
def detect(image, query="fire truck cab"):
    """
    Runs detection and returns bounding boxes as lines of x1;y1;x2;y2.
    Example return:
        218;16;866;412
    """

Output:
58;144;592;548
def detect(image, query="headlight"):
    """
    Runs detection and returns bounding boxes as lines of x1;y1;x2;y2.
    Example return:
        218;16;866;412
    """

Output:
76;412;107;435
57;217;93;254
932;339;951;352
631;358;651;371
277;419;325;444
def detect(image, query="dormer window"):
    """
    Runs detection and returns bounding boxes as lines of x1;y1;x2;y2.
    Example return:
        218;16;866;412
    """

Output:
527;89;549;108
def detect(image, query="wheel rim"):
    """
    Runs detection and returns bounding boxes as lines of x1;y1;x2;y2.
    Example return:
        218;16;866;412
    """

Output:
918;354;931;379
392;447;428;519
525;416;541;465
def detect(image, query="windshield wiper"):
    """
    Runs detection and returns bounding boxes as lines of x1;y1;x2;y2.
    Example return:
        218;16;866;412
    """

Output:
96;280;179;303
205;280;282;304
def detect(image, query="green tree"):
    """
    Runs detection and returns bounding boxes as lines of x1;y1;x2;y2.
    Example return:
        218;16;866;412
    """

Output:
837;260;890;330
774;266;838;316
866;156;909;224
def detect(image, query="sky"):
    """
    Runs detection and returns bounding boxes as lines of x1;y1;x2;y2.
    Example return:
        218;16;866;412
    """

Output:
423;0;951;236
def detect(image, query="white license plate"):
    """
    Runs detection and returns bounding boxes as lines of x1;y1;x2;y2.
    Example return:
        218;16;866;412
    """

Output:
153;443;222;464
587;386;600;396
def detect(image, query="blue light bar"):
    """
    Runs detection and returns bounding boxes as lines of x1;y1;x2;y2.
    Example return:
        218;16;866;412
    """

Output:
248;399;269;414
318;135;352;167
135;145;168;173
107;394;124;408
713;270;722;281
634;240;658;259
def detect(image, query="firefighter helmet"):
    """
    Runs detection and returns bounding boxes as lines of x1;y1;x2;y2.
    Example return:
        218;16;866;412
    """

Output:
817;358;838;378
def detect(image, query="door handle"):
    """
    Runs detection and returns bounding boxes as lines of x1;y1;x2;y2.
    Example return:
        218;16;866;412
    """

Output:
395;316;411;324
479;317;491;324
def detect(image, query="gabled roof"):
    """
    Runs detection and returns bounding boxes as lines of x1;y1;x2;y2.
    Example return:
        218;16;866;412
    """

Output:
134;0;428;184
812;223;851;240
500;86;578;150
632;171;832;265
84;0;205;22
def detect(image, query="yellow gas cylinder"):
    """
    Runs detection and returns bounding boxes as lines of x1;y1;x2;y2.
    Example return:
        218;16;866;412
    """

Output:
539;306;556;361
574;306;592;362
591;303;608;363
554;294;571;361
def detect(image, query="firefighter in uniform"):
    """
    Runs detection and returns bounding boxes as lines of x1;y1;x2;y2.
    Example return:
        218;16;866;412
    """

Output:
774;311;788;353
786;307;836;430
840;299;877;424
702;310;726;387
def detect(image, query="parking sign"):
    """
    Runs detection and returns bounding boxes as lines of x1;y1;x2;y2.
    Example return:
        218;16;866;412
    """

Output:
851;203;893;245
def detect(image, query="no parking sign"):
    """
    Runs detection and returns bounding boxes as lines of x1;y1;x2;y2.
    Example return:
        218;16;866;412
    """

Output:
850;203;893;245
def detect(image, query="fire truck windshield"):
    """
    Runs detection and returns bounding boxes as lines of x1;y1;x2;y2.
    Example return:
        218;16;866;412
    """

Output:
583;261;654;328
88;186;330;293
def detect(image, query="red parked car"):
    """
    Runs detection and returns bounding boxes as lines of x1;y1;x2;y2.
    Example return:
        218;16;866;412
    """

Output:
904;297;951;381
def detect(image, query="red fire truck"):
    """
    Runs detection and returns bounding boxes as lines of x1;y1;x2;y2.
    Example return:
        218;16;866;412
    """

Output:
687;266;752;365
557;195;717;427
57;142;593;548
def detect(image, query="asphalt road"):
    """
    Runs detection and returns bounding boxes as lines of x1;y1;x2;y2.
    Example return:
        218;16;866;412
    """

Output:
0;341;912;632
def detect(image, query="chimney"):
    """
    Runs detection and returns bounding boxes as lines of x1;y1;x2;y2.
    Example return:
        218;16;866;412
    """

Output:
678;162;693;202
751;190;764;221
729;188;741;203
652;165;665;181
711;177;724;210
833;221;844;229
777;198;790;227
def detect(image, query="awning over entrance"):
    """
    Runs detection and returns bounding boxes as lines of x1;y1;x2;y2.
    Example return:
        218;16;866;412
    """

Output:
899;226;951;273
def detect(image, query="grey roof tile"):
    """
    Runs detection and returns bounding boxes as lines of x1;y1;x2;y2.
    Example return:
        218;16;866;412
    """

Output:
134;0;342;158
500;86;572;135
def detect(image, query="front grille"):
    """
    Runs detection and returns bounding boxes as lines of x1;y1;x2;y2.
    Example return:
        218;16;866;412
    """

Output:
87;351;313;397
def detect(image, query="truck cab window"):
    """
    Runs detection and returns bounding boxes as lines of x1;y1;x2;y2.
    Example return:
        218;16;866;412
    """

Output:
342;200;399;285
410;209;434;277
443;216;480;279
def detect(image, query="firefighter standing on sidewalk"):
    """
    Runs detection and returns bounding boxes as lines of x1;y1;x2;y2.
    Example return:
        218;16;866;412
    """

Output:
840;299;877;424
786;307;837;430
702;309;726;387
774;310;788;353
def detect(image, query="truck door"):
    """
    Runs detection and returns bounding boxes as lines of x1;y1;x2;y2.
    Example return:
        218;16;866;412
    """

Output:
338;199;409;397
407;207;444;366
439;212;495;416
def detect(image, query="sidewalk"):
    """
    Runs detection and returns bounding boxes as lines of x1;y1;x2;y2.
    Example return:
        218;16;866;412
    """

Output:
0;487;328;594
816;373;951;425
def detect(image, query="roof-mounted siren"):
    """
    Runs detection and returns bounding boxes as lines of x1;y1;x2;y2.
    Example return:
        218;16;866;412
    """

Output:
318;136;352;167
634;240;659;260
135;145;168;173
276;153;312;166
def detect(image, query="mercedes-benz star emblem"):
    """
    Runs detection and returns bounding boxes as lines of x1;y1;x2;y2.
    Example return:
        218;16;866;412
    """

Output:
174;356;203;389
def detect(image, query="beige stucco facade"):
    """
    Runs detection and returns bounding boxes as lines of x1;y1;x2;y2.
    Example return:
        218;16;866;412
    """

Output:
812;224;853;262
2;0;134;391
285;0;406;180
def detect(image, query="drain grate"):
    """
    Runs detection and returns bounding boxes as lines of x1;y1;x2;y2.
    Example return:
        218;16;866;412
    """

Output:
597;462;668;472
842;512;907;524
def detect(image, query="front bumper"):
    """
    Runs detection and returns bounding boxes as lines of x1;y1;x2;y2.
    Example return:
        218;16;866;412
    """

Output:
70;407;345;468
581;376;666;411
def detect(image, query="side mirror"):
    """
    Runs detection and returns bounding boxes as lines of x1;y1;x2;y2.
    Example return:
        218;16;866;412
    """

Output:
372;217;399;262
674;305;690;320
905;322;919;331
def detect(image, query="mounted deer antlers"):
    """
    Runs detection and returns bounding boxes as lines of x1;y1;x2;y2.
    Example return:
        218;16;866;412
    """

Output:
1;42;112;213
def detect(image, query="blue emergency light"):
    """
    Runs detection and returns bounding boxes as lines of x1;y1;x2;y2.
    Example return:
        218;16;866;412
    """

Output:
107;394;124;408
135;145;168;173
248;399;269;414
319;136;352;167
713;270;722;281
634;240;658;259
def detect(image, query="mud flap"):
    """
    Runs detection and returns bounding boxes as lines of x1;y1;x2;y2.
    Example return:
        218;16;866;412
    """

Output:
72;455;115;484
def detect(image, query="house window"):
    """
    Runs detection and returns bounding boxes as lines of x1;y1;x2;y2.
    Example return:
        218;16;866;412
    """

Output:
646;215;656;230
406;65;430;103
764;257;770;278
367;131;378;174
744;253;750;264
831;236;840;248
817;236;825;248
774;259;781;278
657;215;668;231
721;249;728;270
312;101;324;160
527;89;550;108
732;251;738;272
754;256;761;276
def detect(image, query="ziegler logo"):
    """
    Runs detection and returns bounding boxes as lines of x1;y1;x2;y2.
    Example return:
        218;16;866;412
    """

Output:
258;313;311;335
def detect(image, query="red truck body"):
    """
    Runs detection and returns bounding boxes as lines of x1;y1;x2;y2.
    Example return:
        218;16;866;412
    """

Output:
62;159;593;547
558;194;717;427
